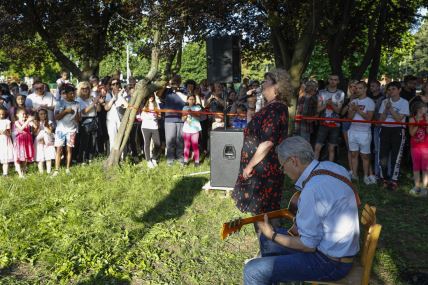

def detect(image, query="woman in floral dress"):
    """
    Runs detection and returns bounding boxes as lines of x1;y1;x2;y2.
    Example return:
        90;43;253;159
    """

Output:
232;68;291;215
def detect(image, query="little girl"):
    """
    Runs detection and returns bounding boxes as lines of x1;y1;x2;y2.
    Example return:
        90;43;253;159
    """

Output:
0;108;14;175
409;101;428;197
34;108;55;174
182;95;201;166
9;94;30;122
13;108;36;177
140;93;161;169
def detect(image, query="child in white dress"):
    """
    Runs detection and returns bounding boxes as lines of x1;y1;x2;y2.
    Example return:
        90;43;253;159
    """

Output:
0;108;14;175
34;108;55;174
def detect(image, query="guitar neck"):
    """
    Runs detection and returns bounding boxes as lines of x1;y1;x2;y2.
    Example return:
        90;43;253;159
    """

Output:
239;209;294;226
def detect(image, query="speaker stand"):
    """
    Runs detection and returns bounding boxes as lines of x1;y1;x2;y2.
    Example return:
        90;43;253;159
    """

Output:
202;181;233;198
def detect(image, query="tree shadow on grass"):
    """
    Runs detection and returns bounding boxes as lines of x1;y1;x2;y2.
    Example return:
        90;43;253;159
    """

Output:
133;176;207;225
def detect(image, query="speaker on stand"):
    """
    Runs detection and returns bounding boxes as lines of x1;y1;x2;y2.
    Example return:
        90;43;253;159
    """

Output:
206;35;243;189
206;36;242;84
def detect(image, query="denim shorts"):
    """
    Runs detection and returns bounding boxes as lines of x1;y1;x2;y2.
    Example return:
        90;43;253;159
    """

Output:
54;131;76;148
316;125;340;146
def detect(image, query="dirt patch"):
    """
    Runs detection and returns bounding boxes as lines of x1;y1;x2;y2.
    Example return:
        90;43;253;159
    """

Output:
0;262;37;281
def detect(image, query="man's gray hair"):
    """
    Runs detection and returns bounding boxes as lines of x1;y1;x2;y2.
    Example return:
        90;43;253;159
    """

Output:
276;136;314;164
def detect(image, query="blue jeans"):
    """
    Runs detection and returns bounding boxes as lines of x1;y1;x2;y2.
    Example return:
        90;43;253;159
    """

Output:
244;228;352;285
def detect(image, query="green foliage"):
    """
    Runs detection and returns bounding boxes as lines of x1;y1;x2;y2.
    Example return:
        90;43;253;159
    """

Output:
242;59;274;81
411;19;428;77
303;45;332;80
0;38;62;83
378;32;416;79
179;42;207;83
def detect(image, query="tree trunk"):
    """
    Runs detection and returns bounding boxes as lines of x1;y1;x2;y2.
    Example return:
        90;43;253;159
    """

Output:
104;30;162;170
270;28;290;69
164;50;177;79
350;10;378;79
284;1;321;134
325;0;355;89
80;60;100;81
368;0;388;81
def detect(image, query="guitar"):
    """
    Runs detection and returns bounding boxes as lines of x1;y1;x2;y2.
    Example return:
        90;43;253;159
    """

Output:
221;191;301;240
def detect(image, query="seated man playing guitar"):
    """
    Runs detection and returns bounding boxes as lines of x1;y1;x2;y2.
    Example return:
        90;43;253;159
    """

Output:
244;136;360;284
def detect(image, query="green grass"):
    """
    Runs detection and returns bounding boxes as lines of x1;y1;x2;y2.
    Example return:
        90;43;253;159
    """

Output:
0;159;427;284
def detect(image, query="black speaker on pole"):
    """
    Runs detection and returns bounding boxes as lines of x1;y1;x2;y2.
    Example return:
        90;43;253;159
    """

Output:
206;36;242;83
210;129;244;187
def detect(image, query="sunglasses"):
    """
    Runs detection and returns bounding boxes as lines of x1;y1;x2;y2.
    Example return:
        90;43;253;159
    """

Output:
81;87;90;90
111;82;120;86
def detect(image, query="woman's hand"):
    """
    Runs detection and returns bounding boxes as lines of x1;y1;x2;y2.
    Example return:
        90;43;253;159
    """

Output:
243;165;254;179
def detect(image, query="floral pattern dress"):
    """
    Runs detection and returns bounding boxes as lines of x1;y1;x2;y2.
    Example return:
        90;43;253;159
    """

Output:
232;101;289;214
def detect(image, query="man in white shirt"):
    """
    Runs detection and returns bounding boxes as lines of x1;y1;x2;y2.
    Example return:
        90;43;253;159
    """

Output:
378;81;410;190
26;81;57;122
314;74;345;162
244;136;359;284
347;81;376;185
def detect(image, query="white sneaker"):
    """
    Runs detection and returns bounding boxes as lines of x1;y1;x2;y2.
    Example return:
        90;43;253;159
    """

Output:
363;176;374;185
51;171;59;177
409;187;421;196
65;169;71;175
147;161;155;169
368;175;377;184
151;159;158;167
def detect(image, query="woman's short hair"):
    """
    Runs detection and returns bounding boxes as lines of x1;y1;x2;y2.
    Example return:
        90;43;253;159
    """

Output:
276;136;314;165
77;81;91;98
264;68;292;105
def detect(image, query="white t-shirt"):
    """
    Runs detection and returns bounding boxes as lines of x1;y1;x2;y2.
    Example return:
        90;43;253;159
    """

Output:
54;100;80;132
76;97;97;117
105;92;128;122
140;110;159;130
0;119;11;132
25;92;57;122
349;97;375;132
318;89;345;127
378;97;409;127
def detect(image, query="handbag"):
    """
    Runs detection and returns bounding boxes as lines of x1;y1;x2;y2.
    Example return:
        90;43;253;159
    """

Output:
82;117;98;133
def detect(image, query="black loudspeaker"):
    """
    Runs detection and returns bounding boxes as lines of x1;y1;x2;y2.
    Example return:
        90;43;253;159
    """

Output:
210;129;244;187
206;36;242;83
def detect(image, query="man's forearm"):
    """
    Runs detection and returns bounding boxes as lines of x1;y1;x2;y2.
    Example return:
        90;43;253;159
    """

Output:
272;232;315;252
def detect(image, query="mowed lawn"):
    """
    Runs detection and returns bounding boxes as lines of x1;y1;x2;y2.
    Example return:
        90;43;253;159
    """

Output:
0;159;427;284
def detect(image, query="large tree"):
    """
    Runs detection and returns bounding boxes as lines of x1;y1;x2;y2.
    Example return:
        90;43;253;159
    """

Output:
320;0;426;83
0;0;135;80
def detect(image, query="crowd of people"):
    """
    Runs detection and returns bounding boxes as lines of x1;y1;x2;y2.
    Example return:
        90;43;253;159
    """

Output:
1;71;427;197
295;74;428;197
0;71;260;177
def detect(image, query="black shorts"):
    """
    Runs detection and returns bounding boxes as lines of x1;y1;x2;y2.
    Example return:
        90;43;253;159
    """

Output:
316;125;340;146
